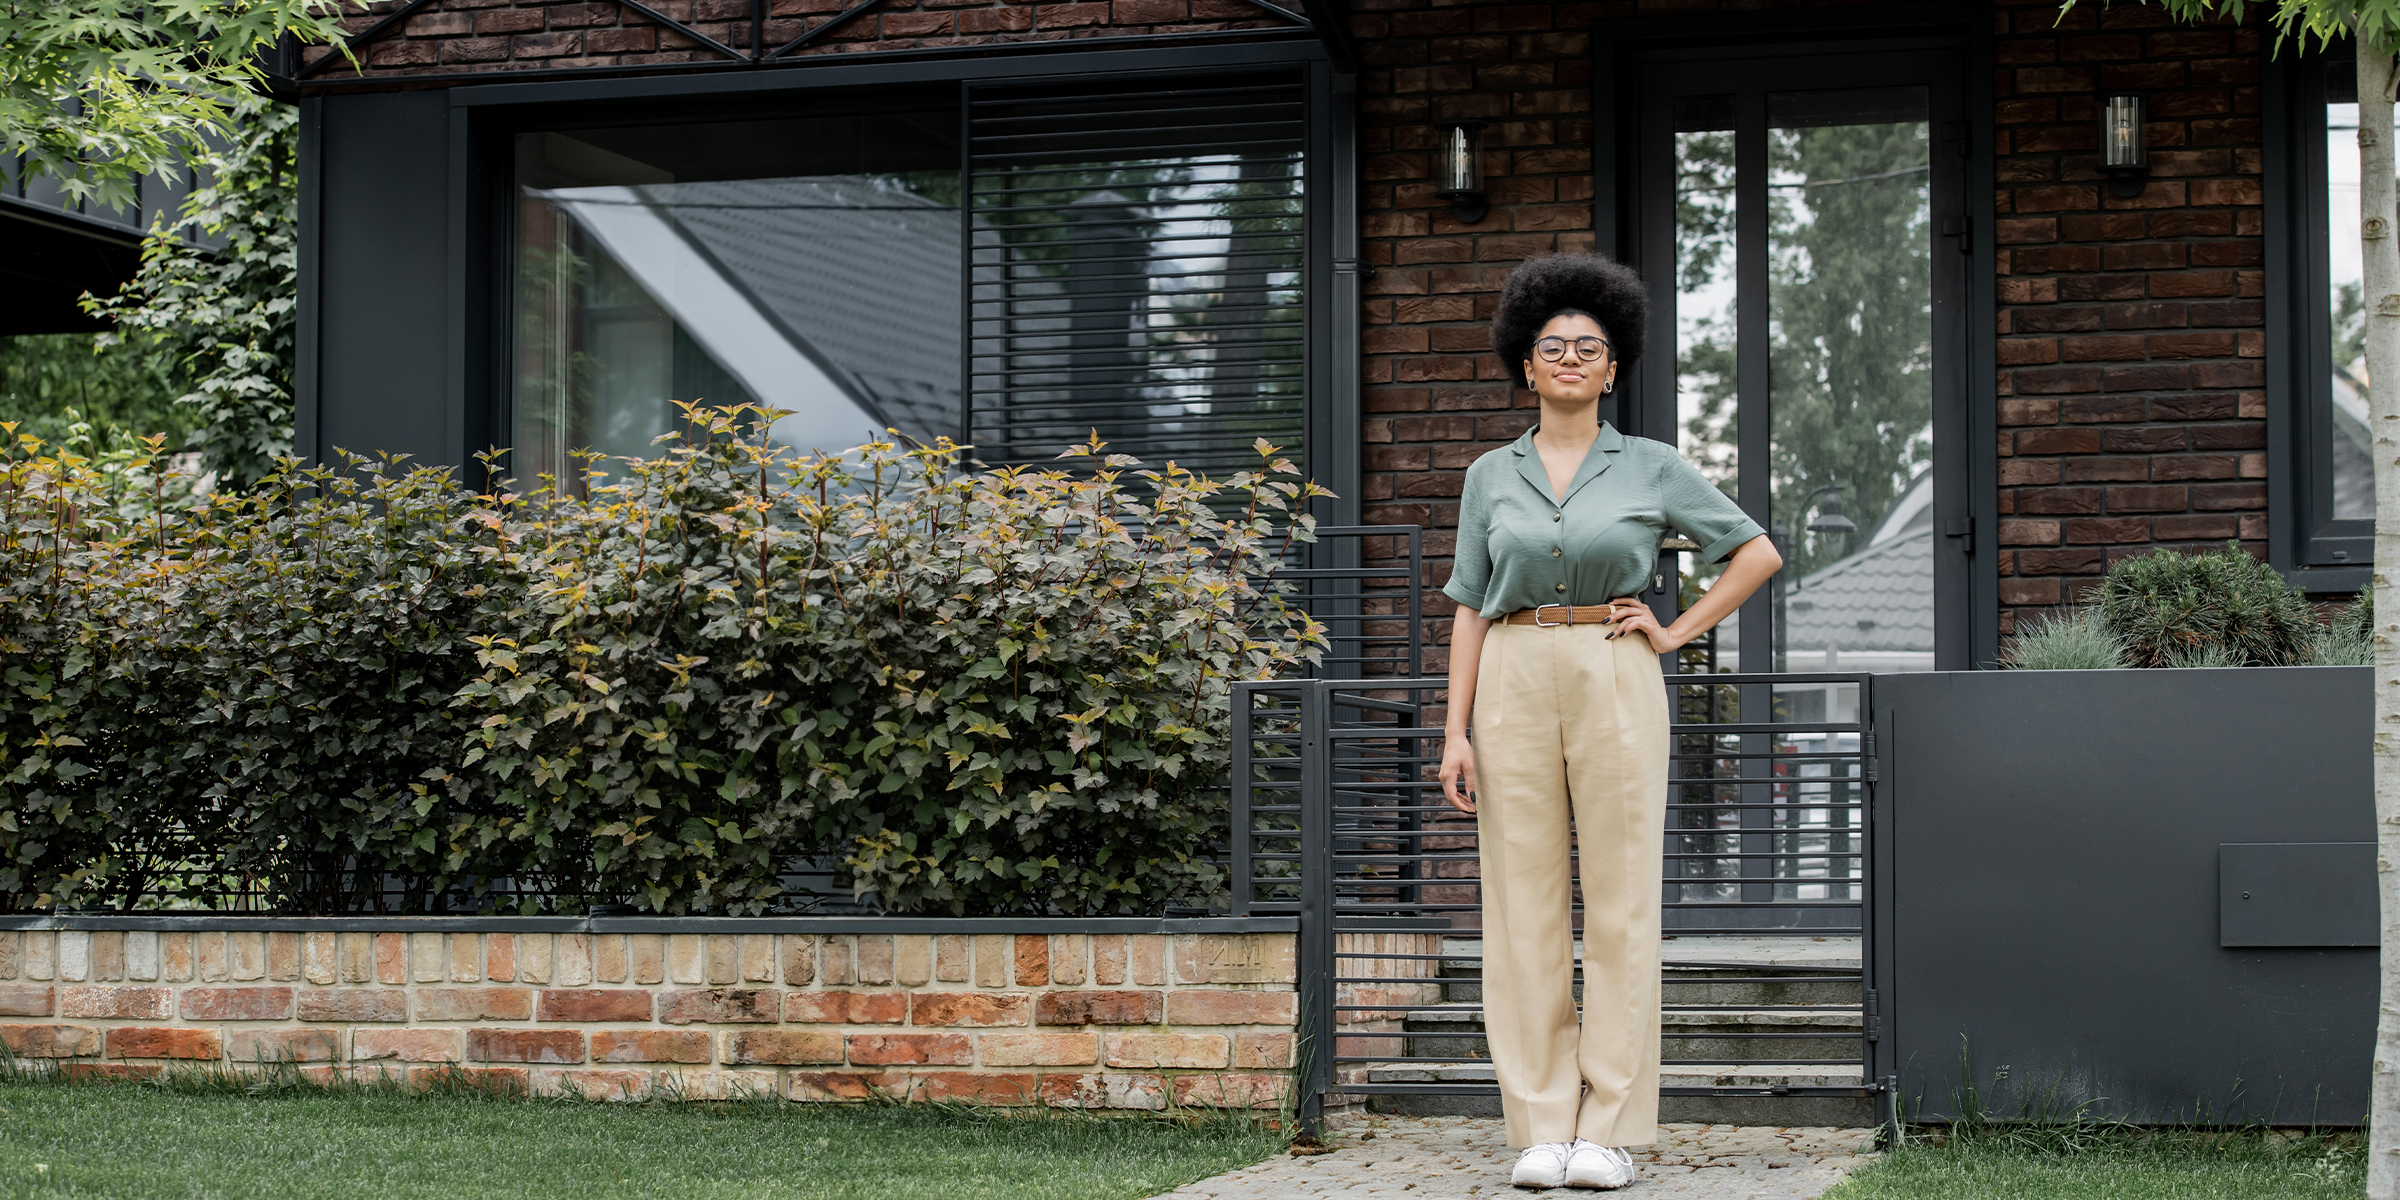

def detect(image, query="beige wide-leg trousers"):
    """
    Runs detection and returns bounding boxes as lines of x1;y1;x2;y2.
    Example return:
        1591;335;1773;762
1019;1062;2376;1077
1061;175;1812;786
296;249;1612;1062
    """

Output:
1472;619;1668;1150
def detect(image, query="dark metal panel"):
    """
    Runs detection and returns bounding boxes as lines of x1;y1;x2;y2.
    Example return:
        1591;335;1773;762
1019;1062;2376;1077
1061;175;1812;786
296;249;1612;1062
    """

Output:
2220;843;2377;948
1315;61;1365;531
316;90;456;471
1962;20;2000;669
297;97;323;464
0;206;139;335
1882;667;2374;1123
1295;0;1358;70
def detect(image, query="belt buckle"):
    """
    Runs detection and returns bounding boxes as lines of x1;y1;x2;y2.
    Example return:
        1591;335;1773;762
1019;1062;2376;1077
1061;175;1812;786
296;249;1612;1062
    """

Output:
1533;603;1572;627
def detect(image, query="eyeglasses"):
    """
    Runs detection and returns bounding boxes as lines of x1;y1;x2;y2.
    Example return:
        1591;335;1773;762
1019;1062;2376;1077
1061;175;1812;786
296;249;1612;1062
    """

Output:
1533;335;1612;363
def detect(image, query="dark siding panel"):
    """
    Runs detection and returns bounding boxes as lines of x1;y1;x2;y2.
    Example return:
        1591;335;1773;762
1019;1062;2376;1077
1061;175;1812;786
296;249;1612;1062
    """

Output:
316;91;454;470
1880;666;2373;1123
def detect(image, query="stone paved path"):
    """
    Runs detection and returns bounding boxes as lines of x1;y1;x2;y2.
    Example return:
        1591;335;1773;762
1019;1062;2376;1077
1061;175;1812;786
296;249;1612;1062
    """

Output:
1157;1116;1877;1199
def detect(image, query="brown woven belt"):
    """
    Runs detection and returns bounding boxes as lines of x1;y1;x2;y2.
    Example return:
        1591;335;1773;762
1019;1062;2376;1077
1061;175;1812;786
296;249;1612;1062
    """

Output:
1501;604;1621;627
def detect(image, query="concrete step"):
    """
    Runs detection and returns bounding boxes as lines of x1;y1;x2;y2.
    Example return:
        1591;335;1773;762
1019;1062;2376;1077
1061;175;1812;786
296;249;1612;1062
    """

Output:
1356;934;1875;1123
1429;936;1863;1006
1355;1063;1876;1125
1396;1003;1862;1065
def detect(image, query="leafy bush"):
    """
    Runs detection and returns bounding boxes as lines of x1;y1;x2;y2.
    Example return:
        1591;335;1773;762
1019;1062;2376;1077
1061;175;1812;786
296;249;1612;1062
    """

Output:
3;436;531;912
85;99;298;492
0;411;1324;915
2093;542;2323;668
2000;607;2126;670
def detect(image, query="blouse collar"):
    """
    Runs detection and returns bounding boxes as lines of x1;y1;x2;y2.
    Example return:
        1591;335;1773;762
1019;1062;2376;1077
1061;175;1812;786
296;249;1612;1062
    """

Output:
1509;421;1625;508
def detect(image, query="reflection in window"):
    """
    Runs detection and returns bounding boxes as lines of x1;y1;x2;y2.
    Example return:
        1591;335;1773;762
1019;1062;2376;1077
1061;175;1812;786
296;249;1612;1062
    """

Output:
1674;94;1740;536
2325;83;2376;520
1767;87;1934;675
510;112;960;490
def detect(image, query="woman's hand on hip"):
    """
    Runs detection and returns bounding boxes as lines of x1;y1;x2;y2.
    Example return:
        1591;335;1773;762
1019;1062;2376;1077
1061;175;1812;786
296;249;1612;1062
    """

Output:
1438;737;1477;814
1604;595;1686;652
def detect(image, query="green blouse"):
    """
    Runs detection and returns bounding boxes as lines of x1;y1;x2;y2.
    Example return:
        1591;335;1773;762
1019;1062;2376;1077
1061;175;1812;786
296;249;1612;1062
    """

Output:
1442;423;1765;619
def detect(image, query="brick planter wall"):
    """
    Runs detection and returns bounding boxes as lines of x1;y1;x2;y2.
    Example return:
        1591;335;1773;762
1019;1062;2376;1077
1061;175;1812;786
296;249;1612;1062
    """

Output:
0;923;1298;1108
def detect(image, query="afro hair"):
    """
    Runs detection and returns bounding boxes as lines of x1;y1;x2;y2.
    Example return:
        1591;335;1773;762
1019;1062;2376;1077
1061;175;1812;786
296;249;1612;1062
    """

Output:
1491;253;1649;376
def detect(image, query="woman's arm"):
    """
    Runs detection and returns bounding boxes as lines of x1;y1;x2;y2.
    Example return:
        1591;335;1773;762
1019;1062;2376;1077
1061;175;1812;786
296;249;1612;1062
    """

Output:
1437;608;1491;814
1606;534;1782;653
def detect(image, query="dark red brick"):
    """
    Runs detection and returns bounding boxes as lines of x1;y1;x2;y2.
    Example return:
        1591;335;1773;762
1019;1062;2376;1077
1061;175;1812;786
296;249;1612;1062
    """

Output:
466;1029;584;1064
1036;990;1164;1026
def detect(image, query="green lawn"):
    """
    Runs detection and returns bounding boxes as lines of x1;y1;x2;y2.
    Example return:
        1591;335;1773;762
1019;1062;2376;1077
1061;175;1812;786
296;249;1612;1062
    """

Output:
1824;1130;2365;1200
0;1079;1283;1200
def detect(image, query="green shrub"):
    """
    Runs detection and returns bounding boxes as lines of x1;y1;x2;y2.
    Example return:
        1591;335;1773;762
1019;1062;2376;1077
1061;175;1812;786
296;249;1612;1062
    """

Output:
2311;583;2376;666
2093;542;2323;668
0;409;1325;915
2000;607;2127;670
3;437;532;911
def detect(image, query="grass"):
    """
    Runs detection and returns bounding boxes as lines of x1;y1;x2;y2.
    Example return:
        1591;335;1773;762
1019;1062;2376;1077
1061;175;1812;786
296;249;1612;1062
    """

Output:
1826;1051;2368;1199
1824;1127;2365;1199
0;1069;1285;1200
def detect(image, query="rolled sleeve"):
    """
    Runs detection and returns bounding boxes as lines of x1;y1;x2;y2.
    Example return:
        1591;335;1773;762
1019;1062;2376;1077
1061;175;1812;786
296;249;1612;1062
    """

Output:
1661;457;1765;565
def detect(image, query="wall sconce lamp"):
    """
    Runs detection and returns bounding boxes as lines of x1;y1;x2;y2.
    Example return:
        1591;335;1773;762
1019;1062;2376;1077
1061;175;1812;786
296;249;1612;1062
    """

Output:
2100;93;2149;199
1434;120;1490;224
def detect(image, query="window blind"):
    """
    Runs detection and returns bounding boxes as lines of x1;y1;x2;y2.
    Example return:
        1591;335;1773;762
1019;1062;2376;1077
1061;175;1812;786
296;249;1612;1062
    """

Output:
965;71;1307;479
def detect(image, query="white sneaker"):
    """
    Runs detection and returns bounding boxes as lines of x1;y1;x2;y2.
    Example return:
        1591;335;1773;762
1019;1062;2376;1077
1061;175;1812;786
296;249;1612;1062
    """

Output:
1564;1140;1634;1189
1511;1141;1573;1189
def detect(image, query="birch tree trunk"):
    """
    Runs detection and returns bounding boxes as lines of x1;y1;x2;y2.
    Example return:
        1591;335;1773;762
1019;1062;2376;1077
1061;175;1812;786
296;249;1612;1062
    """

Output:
2365;34;2400;1200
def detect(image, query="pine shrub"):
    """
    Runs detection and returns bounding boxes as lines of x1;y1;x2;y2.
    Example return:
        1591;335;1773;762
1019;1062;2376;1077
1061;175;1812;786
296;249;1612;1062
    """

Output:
2093;542;2323;668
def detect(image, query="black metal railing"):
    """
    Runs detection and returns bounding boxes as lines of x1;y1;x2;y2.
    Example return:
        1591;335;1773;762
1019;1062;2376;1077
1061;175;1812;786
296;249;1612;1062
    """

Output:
1232;671;1886;1126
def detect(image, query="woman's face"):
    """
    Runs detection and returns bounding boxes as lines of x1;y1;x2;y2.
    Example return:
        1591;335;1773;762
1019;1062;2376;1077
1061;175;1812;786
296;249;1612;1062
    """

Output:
1522;313;1617;405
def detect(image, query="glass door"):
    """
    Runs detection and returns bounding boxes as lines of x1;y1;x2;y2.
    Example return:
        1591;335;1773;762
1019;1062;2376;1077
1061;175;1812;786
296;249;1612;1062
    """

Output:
1636;46;1970;680
1633;45;1968;930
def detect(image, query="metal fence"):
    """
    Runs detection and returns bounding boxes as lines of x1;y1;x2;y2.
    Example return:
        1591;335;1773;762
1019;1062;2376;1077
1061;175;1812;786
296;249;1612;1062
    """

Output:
1231;672;1887;1125
1272;524;1423;681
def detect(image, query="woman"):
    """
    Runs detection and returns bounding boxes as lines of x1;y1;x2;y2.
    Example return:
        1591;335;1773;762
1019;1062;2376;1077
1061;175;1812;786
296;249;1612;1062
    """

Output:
1437;254;1782;1191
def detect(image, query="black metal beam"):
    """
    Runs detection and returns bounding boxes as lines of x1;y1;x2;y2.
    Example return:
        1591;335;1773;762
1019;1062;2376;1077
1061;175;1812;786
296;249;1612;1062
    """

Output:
1294;0;1357;70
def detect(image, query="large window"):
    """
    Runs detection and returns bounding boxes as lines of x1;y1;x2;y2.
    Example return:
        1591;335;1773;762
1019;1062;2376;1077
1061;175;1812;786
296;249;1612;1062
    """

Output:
511;106;961;485
2287;52;2377;578
506;72;1307;490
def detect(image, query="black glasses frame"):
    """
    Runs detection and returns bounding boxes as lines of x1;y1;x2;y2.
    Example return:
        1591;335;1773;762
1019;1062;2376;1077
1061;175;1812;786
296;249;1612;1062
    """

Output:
1532;335;1612;363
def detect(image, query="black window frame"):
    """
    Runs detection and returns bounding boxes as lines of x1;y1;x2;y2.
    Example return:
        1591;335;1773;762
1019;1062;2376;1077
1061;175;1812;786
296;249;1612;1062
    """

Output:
2270;45;2375;591
447;42;1357;524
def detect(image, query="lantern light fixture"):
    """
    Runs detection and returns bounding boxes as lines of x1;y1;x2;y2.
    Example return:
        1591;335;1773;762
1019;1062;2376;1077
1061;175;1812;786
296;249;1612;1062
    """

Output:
1434;120;1489;224
2099;92;2149;199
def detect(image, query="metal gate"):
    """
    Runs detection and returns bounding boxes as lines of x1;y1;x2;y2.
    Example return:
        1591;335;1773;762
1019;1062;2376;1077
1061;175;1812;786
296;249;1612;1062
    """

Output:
1230;671;1888;1126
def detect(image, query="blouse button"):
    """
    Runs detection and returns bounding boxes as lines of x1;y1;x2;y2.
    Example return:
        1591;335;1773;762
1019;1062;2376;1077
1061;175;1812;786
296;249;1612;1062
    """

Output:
1551;548;1562;557
1551;513;1561;522
1554;583;1566;593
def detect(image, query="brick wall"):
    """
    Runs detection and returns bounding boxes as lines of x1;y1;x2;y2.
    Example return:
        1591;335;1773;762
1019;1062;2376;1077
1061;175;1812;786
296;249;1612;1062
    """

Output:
1990;1;2267;635
305;0;1297;76
0;925;1307;1108
1351;1;2277;650
1350;1;1600;681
